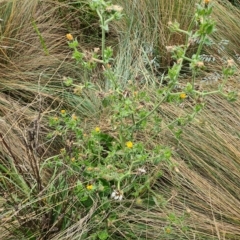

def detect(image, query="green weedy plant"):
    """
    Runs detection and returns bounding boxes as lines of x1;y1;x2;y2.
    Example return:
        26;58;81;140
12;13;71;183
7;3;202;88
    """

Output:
89;0;123;63
0;0;239;239
66;0;123;89
45;0;237;238
46;108;172;238
65;0;122;88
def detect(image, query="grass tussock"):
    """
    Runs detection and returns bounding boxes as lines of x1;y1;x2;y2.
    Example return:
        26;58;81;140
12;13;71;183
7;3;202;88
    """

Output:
0;0;240;239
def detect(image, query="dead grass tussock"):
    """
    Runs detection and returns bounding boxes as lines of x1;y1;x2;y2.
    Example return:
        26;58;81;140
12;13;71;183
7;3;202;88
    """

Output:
153;95;240;238
0;0;99;169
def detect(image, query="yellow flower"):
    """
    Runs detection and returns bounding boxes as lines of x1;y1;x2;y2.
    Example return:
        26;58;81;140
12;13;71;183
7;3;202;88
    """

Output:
179;93;187;99
86;184;93;190
66;33;73;41
165;227;171;234
61;109;66;114
71;157;75;162
126;141;133;148
95;127;100;132
53;117;58;121
204;0;210;4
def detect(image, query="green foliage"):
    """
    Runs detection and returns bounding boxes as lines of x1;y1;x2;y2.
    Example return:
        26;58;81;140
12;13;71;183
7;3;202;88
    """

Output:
32;20;49;55
48;0;237;238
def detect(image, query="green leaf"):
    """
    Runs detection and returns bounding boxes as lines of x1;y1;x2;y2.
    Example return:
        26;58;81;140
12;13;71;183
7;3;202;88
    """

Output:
68;40;79;48
227;91;238;102
32;20;49;55
73;50;84;63
205;23;215;35
98;229;109;240
184;82;193;93
174;129;183;139
101;24;109;32
63;77;73;87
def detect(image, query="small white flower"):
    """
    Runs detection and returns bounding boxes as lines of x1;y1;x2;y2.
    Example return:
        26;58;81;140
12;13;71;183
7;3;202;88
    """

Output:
118;194;123;201
111;190;123;201
165;45;175;53
174;167;180;173
106;5;123;13
137;168;147;175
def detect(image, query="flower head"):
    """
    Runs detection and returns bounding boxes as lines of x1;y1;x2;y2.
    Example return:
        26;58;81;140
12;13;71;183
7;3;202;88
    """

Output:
106;5;123;13
227;59;235;67
137;167;147;175
204;0;210;5
133;91;138;97
66;33;73;41
95;127;100;132
93;47;100;53
73;86;83;95
165;227;171;234
86;184;93;190
61;109;66;114
135;198;143;205
125;141;133;148
111;190;123;200
166;45;176;53
179;93;187;99
196;61;204;68
106;63;111;69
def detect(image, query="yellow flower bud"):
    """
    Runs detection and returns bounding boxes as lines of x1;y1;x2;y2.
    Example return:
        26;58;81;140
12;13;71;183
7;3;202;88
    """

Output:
66;33;73;41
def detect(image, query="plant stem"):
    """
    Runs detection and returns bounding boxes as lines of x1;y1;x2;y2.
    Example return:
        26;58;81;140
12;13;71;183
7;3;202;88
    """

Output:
191;34;206;88
102;20;105;63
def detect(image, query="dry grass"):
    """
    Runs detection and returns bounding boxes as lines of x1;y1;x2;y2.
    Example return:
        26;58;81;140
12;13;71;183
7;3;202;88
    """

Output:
102;92;240;239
